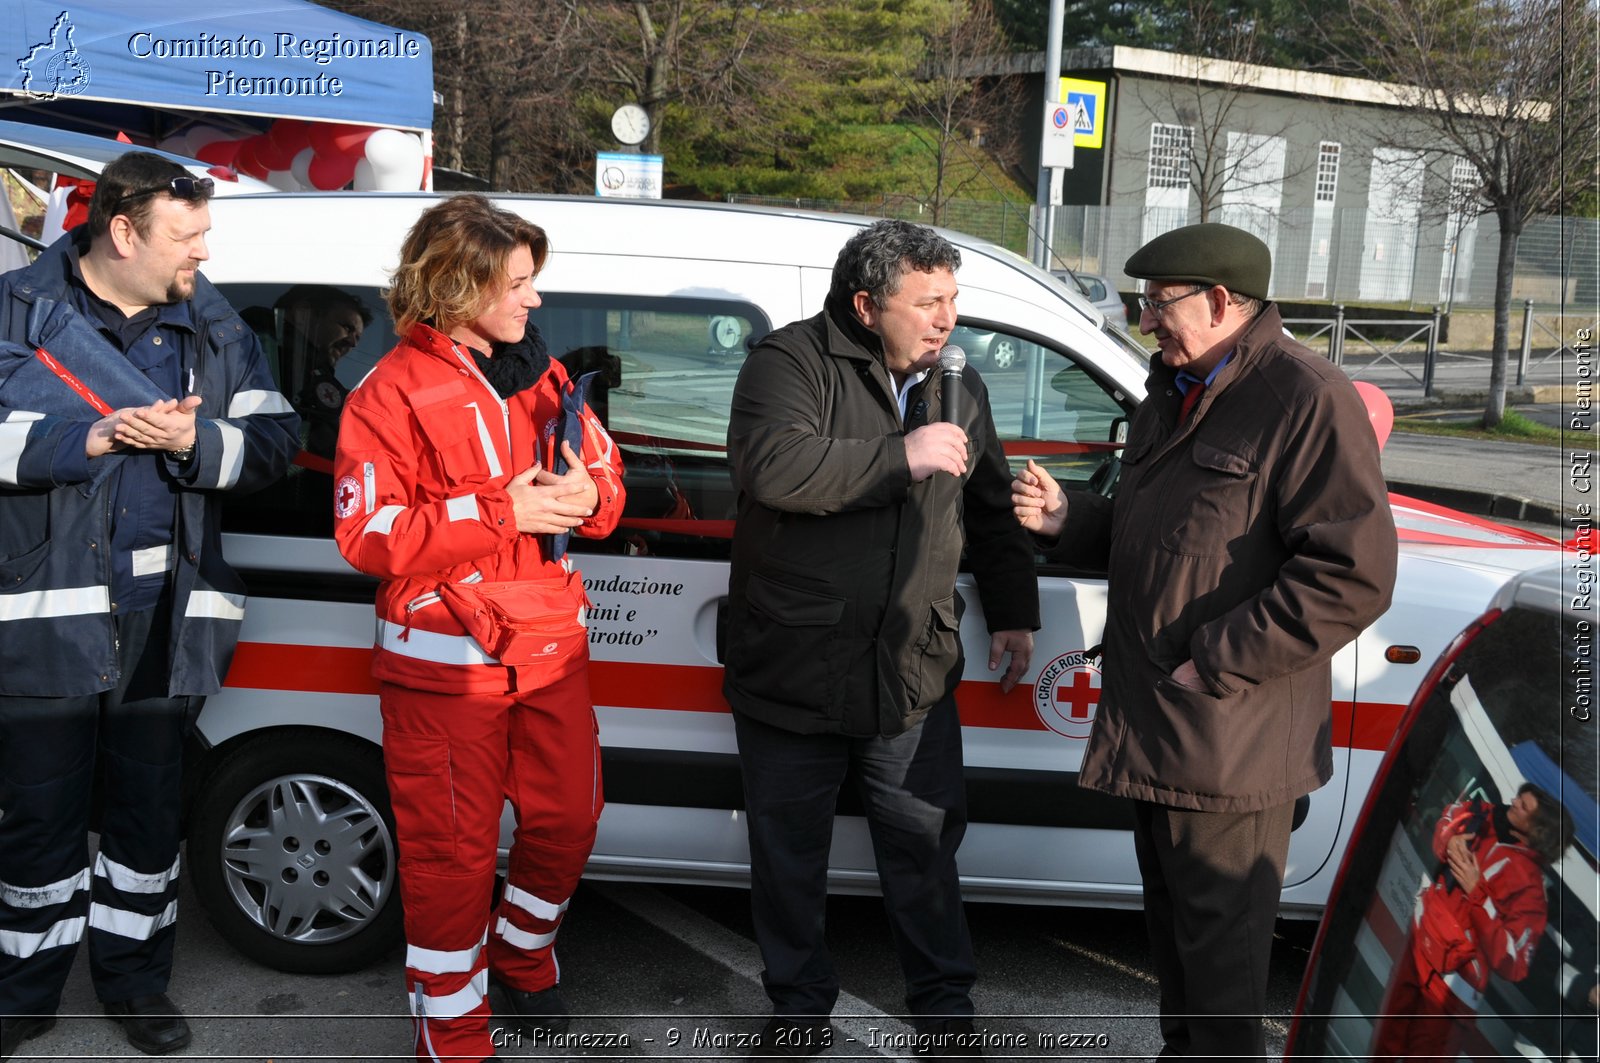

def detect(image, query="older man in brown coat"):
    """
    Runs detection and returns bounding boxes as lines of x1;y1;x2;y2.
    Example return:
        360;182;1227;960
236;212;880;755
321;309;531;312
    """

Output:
1013;223;1397;1059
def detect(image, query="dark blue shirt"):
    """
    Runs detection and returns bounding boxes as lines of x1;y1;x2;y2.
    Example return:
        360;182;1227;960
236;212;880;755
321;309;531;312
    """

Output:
63;245;195;613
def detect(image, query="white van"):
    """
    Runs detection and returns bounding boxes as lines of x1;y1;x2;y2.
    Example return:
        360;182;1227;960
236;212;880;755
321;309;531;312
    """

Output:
115;192;1559;975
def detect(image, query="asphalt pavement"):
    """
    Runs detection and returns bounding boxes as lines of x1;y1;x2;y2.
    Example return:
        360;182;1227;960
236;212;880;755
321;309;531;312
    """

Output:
10;874;1315;1063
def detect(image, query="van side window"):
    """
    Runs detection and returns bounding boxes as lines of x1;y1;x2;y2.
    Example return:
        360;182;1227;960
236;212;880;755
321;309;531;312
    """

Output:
542;295;766;562
219;283;394;539
954;320;1134;498
217;284;766;563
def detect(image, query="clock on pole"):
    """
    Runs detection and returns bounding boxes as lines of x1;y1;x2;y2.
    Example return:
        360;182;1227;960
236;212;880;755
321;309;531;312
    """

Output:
611;103;651;146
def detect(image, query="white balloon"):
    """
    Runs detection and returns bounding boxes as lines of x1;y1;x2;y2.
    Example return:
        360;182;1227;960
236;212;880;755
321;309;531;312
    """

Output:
183;125;230;155
363;128;424;191
351;158;379;192
264;169;302;192
289;147;316;189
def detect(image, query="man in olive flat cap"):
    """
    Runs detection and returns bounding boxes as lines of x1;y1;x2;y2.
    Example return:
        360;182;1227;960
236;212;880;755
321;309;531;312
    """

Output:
1012;223;1398;1058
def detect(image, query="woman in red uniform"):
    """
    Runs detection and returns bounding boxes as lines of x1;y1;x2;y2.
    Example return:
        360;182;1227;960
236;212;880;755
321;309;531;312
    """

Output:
333;194;623;1062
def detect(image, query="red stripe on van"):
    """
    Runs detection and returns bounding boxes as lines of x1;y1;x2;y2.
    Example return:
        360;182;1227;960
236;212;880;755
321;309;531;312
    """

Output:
1339;698;1407;753
226;642;380;694
223;644;1405;751
590;660;730;713
953;682;1047;730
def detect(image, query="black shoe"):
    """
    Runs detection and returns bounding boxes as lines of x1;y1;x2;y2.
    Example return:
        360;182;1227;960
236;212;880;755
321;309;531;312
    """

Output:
103;994;192;1055
1;1016;56;1062
491;977;570;1036
746;1016;834;1059
915;1018;984;1056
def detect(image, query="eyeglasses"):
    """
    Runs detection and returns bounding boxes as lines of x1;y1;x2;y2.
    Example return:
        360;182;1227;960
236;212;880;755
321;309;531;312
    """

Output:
108;176;215;214
1137;286;1210;316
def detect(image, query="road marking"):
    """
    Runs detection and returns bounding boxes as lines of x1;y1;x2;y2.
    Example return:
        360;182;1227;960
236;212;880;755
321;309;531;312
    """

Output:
593;882;910;1057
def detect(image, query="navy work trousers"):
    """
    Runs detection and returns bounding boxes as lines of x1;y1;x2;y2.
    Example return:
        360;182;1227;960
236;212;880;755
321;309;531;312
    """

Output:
734;695;976;1026
0;603;197;1016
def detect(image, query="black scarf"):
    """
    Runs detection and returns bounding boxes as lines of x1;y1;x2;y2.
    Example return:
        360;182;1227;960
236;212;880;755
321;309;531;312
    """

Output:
468;320;551;398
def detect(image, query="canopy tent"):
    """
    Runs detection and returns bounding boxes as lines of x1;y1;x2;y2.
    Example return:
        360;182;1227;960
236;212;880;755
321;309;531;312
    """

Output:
0;0;433;139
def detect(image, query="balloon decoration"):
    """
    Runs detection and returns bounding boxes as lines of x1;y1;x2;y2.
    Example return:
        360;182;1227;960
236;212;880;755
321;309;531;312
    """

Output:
160;120;424;192
263;169;302;192
1352;381;1394;452
361;128;425;192
232;137;270;180
309;123;378;158
252;132;295;173
194;138;242;168
182;125;230;156
289;147;317;190
307;149;360;191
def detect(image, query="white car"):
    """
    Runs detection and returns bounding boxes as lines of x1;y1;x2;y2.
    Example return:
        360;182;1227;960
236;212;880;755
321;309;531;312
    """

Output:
2;188;1565;975
1053;269;1129;325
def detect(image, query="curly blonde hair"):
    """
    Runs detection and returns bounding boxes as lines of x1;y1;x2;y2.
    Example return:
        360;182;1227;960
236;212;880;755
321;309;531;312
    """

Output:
386;194;549;336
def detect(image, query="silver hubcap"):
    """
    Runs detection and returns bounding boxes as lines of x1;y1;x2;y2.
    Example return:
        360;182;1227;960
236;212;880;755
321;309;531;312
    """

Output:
219;773;394;945
991;339;1017;369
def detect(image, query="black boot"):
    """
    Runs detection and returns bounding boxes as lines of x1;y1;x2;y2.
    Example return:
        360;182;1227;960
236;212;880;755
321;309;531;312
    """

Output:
1;1016;56;1062
491;977;570;1036
104;993;193;1055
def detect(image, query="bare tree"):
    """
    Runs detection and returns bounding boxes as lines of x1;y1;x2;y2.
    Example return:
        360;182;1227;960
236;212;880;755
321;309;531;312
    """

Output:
1124;0;1313;227
324;0;598;192
1338;0;1599;426
903;0;1023;225
579;1;770;157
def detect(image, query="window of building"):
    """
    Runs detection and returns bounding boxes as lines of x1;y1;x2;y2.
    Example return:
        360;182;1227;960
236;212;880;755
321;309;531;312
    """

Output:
1148;123;1193;190
1315;142;1341;204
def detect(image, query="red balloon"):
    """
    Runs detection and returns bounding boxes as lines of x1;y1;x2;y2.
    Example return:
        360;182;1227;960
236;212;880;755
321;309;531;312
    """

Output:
234;138;269;180
1352;381;1394;451
268;118;311;154
253;132;295;172
194;138;241;166
308;123;378;158
307;150;359;190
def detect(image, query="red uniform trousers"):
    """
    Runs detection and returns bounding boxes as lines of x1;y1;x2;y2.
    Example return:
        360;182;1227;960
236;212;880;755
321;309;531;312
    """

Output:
381;668;602;1062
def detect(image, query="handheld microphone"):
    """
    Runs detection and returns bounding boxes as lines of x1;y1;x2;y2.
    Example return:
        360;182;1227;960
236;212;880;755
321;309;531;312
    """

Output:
937;344;966;425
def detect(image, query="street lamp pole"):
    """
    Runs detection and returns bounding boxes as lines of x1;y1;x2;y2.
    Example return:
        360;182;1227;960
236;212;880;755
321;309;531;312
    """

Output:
1032;0;1067;270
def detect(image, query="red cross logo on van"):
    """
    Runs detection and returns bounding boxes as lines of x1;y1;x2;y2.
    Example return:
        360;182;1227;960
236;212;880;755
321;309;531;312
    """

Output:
1032;650;1102;739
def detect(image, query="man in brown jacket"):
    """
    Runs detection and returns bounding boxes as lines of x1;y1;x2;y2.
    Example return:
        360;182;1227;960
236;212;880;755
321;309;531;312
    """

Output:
1012;223;1397;1058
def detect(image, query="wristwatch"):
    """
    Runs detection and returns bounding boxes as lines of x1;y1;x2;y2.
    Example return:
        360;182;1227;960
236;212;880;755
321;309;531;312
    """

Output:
170;442;196;462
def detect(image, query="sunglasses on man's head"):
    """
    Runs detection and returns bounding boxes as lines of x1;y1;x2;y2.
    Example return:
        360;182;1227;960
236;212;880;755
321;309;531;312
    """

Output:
109;176;214;214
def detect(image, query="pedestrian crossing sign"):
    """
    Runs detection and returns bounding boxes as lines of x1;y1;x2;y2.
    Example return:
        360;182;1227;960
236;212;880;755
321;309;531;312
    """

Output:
1058;77;1106;149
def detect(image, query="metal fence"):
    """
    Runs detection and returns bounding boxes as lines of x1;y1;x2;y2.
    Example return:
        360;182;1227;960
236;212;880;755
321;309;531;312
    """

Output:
728;193;1599;312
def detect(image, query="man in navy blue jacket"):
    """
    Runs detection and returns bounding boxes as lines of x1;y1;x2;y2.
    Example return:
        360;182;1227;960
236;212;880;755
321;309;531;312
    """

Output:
0;153;298;1058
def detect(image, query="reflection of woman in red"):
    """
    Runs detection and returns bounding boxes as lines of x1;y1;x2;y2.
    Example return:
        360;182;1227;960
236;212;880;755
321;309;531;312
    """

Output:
1372;784;1572;1061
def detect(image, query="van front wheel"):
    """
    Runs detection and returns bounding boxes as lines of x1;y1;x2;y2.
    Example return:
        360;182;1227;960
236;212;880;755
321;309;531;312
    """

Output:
187;731;402;974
